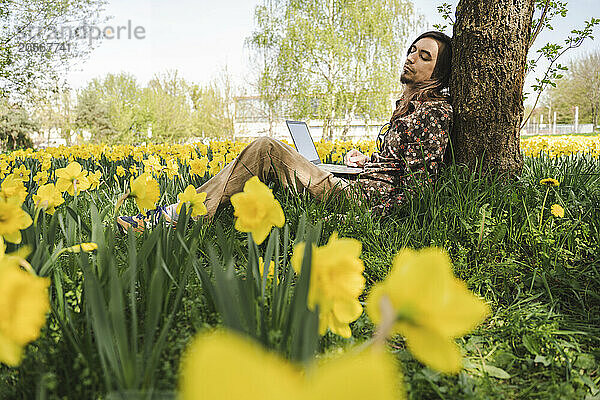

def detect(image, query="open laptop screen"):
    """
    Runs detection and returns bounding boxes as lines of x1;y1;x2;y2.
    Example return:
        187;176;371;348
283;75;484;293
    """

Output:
286;120;321;163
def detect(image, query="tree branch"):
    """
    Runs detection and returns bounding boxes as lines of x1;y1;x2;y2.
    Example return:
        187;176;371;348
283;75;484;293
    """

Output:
521;41;583;130
1;4;48;47
528;0;551;49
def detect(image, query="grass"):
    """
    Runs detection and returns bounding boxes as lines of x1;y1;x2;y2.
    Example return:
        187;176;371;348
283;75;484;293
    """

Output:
264;150;600;399
1;150;599;399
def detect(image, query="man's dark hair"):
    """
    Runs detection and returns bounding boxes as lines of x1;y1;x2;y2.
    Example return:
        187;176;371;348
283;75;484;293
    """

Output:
392;31;453;121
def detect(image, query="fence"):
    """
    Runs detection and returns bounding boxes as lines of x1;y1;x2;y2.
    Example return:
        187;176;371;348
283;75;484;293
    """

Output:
235;121;599;142
233;120;386;142
31;122;599;150
520;123;597;136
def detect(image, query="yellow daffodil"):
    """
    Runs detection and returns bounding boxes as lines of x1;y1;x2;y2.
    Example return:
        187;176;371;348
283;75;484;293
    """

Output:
180;330;301;400
176;185;207;218
195;143;208;156
0;237;29;265
521;135;600;157
116;166;126;177
0;198;33;244
179;330;401;400
0;175;28;205
304;346;401;400
12;165;30;182
143;155;163;175
257;256;281;284
539;178;559;187
331;151;343;163
87;170;102;190
0;247;50;366
366;247;489;374
290;232;365;338
129;172;160;212
55;162;90;196
64;242;98;253
32;184;64;215
230;176;285;245
258;256;275;279
132;151;144;162
41;157;52;171
225;152;236;164
208;154;226;175
551;204;565;218
189;157;208;177
33;171;48;185
164;159;180;180
130;150;142;162
129;165;138;176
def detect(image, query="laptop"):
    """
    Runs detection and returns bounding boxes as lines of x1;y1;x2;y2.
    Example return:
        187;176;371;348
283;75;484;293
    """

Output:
285;120;363;176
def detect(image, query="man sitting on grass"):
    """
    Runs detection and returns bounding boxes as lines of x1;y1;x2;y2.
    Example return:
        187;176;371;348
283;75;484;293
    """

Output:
117;30;453;233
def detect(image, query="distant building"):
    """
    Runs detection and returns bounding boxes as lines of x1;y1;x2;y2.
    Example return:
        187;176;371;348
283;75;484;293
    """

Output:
232;94;399;142
30;128;92;148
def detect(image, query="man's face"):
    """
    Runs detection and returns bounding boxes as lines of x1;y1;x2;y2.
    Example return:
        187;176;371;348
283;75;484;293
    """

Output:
400;37;439;85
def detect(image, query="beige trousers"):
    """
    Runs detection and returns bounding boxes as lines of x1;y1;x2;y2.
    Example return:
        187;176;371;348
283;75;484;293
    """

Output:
189;137;359;220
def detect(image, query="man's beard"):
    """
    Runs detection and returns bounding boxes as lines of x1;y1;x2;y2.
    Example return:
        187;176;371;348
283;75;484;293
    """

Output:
400;72;412;84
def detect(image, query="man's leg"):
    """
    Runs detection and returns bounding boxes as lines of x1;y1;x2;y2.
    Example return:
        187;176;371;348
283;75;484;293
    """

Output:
167;137;354;220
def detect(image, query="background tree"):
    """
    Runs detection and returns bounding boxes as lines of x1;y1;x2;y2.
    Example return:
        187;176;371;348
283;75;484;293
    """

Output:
0;98;35;150
189;68;235;140
76;73;144;144
0;0;108;103
248;0;423;140
144;70;193;143
542;49;600;129
246;0;288;138
70;69;235;144
31;85;78;146
74;88;115;142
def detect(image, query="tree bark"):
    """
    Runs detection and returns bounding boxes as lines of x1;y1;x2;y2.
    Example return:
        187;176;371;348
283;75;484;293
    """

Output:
451;0;535;177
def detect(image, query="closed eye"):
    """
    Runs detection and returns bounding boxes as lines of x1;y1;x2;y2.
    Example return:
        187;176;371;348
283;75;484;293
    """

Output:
410;45;432;61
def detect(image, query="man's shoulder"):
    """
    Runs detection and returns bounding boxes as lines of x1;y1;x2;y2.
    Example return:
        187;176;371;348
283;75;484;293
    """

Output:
417;99;453;114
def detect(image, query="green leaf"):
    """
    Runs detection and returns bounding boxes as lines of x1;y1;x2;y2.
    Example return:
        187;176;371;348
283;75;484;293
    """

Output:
534;355;551;366
574;353;596;370
261;228;278;299
287;224;319;362
482;364;511;379
522;334;542;355
64;205;91;236
208;243;244;333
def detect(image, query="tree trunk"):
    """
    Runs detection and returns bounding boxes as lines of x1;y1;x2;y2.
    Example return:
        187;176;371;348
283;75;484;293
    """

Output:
451;0;535;177
268;105;274;138
341;101;357;140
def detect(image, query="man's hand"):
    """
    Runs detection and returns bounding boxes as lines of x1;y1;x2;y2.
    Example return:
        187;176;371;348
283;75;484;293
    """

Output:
344;149;369;167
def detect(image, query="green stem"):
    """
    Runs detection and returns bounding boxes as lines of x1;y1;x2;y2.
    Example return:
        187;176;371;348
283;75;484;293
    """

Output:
33;202;44;227
538;187;550;231
113;190;130;222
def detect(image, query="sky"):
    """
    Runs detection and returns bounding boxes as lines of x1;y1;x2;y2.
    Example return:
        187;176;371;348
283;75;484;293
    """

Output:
65;0;600;105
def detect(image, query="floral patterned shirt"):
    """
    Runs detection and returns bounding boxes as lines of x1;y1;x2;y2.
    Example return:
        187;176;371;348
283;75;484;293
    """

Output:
351;98;453;216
